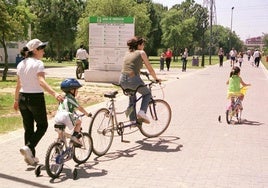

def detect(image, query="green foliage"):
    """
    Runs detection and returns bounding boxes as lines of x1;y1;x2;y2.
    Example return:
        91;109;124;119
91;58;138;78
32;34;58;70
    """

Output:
28;0;85;62
160;0;208;56
0;0;34;81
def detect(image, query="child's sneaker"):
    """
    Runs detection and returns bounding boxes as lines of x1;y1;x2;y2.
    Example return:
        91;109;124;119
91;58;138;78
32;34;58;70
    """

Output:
137;110;150;124
20;146;36;166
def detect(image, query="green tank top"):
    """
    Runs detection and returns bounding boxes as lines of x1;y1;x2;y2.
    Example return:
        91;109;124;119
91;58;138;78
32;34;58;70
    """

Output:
228;75;240;93
122;50;143;75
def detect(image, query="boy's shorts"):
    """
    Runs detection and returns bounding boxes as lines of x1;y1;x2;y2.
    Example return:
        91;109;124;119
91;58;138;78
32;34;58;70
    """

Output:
54;111;75;130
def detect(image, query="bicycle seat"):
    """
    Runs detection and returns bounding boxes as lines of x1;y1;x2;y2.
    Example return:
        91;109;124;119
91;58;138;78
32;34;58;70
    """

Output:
104;91;118;98
54;124;66;129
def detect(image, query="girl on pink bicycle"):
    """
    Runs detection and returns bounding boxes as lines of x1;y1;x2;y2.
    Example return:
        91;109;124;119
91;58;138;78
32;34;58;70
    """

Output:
226;66;251;109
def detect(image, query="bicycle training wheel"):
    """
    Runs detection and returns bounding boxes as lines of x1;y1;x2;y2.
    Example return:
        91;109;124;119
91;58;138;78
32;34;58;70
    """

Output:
89;108;114;156
76;66;83;79
139;99;171;138
73;132;93;164
45;142;64;179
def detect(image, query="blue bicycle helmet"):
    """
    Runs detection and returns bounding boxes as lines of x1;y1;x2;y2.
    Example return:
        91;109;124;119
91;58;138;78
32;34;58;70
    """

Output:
60;78;82;93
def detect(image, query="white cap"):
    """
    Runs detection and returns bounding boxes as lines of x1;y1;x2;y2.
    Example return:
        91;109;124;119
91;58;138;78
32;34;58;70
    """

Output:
26;39;48;51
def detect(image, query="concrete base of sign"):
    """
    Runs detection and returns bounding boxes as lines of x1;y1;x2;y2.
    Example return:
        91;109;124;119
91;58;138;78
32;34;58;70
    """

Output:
84;69;121;83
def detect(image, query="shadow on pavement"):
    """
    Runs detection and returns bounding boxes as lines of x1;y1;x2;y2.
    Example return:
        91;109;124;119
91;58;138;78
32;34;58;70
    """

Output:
93;136;183;164
136;136;183;152
0;172;53;188
241;119;263;126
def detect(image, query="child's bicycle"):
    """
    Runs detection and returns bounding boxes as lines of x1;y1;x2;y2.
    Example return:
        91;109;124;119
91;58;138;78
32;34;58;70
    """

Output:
39;113;93;179
89;71;172;156
226;87;248;124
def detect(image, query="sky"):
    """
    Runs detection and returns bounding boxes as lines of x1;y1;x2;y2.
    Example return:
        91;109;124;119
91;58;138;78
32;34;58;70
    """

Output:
152;0;268;41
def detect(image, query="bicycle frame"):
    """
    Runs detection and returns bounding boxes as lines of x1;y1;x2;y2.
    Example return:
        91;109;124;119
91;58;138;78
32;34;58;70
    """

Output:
89;72;171;156
103;91;144;142
226;96;243;124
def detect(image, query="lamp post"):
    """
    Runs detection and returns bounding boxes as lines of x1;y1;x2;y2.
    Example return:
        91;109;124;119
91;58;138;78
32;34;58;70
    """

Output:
229;6;234;50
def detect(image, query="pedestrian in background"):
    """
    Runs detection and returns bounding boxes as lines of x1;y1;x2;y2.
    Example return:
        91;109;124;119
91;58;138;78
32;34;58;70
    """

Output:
238;51;243;67
181;48;188;72
229;47;237;67
253;48;261;67
165;48;172;71
14;39;64;166
218;47;224;67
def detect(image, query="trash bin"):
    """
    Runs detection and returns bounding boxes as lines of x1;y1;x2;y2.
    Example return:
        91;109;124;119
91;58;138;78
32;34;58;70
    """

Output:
192;56;199;66
16;54;23;67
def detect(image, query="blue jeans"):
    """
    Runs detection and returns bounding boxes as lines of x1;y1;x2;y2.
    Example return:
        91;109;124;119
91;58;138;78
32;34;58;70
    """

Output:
119;73;152;121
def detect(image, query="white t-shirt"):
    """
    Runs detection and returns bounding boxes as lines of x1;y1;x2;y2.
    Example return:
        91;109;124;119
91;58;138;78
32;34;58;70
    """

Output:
17;57;45;93
253;51;260;58
76;48;88;60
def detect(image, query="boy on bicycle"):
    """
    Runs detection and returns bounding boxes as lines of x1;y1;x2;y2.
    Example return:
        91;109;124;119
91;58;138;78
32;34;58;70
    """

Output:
54;78;91;146
226;66;251;109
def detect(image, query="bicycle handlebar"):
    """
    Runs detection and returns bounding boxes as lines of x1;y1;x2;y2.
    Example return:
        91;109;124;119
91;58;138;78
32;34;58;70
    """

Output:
74;111;92;117
140;71;161;84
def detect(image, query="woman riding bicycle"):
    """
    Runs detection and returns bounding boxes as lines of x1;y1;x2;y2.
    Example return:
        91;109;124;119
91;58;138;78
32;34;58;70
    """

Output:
226;66;251;109
119;36;161;124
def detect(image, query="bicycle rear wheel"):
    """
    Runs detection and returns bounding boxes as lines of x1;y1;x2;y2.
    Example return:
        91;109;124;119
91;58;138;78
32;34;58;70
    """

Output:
76;64;83;79
45;142;64;179
139;99;171;138
73;132;92;164
89;108;114;156
226;109;232;124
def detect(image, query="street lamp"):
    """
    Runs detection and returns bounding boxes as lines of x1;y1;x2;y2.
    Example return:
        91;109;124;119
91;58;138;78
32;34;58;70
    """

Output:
229;6;234;49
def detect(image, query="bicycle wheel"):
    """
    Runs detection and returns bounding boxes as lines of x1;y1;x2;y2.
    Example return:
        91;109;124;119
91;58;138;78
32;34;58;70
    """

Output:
73;132;92;164
76;65;83;79
89;108;114;156
45;142;64;179
226;109;232;124
139;99;171;138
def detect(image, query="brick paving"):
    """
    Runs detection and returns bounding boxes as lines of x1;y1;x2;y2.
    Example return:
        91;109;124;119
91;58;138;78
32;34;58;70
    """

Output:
0;58;268;188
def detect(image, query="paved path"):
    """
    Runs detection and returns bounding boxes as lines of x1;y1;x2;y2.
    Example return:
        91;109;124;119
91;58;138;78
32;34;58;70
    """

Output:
0;59;268;188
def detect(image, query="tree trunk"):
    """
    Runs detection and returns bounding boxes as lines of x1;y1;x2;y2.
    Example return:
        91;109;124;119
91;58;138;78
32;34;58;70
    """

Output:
1;35;8;81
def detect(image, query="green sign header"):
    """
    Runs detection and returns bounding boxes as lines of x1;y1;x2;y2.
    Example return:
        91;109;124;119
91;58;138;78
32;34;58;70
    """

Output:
89;17;134;24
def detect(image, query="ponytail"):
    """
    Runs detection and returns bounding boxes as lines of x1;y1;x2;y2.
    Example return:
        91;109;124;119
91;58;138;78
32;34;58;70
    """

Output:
20;46;33;58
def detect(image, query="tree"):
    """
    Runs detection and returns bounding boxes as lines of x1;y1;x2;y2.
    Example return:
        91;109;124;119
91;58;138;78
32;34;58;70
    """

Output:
161;0;199;59
145;3;167;55
0;0;34;81
27;0;85;62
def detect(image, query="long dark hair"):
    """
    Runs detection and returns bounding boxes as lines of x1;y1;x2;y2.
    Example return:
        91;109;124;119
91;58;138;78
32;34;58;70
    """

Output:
127;36;145;52
230;66;240;77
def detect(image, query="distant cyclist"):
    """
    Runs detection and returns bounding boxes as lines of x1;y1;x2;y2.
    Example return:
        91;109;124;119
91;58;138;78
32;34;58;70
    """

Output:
76;45;89;69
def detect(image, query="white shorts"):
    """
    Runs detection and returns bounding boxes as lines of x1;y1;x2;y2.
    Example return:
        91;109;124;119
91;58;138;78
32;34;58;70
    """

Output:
54;111;75;130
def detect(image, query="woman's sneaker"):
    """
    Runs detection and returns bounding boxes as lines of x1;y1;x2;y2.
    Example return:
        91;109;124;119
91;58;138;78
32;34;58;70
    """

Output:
137;110;150;124
20;146;37;166
71;135;82;147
